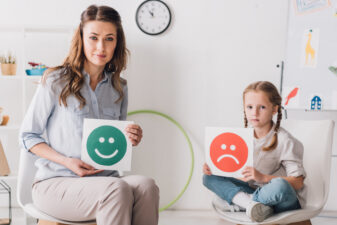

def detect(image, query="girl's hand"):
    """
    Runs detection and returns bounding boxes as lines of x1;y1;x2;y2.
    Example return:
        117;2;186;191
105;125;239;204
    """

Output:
241;166;266;183
203;163;212;175
65;157;103;177
125;124;143;146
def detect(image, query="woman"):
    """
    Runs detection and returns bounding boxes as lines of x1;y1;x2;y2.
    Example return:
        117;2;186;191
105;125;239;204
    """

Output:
19;5;159;225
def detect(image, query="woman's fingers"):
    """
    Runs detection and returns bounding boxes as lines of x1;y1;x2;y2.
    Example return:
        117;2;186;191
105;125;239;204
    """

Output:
80;161;95;170
66;157;103;177
80;162;103;173
126;127;142;135
126;124;142;134
203;163;212;175
127;132;142;141
85;169;104;176
127;134;140;146
125;124;143;146
78;167;103;177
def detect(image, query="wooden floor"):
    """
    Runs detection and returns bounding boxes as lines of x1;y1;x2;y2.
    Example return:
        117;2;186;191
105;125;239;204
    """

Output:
0;218;10;225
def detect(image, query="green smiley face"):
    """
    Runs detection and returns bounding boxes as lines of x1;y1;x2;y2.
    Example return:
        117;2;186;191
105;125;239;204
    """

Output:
86;125;127;166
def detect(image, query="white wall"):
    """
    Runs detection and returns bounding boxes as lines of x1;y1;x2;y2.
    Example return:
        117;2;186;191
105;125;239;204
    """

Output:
0;0;290;209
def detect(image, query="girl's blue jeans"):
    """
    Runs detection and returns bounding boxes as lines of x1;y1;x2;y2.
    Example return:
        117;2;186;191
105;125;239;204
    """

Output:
203;175;301;213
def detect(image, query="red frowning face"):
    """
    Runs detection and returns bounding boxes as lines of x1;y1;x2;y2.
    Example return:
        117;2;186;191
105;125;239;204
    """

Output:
210;132;248;172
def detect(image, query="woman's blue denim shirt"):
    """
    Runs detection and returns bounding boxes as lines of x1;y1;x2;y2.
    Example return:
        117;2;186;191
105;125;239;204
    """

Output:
19;69;128;181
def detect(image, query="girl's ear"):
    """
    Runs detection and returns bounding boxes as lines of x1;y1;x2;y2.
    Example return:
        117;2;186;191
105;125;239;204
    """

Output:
272;105;279;115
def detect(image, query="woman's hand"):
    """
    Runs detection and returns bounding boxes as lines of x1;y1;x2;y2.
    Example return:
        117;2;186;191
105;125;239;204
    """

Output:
241;166;266;183
65;157;103;177
125;124;143;146
203;163;212;175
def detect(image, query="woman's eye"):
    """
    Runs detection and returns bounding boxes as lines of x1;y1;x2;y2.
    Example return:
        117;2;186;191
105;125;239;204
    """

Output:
106;37;114;41
89;36;97;40
260;106;266;109
246;106;253;109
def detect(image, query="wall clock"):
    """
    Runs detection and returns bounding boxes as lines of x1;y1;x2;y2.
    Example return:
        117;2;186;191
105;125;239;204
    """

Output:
136;0;171;35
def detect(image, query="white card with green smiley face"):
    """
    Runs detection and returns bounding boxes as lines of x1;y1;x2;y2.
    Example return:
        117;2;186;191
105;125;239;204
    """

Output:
81;118;134;171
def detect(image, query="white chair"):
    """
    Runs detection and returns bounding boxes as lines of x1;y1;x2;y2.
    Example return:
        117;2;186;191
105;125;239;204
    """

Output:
17;149;96;225
212;120;335;225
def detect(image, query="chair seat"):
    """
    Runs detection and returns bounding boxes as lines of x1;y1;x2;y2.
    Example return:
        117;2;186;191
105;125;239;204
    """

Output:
213;204;321;225
24;203;96;225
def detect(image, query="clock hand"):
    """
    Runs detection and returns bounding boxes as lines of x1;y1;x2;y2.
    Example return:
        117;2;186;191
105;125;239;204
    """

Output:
149;10;154;17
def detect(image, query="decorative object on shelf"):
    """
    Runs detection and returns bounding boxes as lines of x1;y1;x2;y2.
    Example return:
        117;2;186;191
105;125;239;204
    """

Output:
0;180;12;225
0;107;9;126
0;52;17;76
25;62;48;76
0;140;10;176
0;116;9;126
136;0;171;35
310;95;322;110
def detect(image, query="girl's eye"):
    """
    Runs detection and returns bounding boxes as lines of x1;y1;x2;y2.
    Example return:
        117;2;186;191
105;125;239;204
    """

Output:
260;106;266;109
90;36;97;40
246;106;253;109
106;37;114;41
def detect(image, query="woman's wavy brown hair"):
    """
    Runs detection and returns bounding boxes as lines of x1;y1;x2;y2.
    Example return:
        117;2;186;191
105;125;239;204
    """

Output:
43;5;128;108
243;81;282;151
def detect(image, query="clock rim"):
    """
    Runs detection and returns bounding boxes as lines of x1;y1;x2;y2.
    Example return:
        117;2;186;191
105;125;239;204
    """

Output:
135;0;172;36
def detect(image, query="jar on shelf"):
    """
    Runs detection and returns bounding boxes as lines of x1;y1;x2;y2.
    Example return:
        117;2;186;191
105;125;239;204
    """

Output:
0;53;17;76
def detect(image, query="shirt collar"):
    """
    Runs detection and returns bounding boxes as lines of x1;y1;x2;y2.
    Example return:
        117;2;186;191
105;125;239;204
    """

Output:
254;122;276;143
82;69;111;85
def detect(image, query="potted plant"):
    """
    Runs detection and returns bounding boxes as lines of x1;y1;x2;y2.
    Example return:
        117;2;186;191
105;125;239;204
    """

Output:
0;52;17;75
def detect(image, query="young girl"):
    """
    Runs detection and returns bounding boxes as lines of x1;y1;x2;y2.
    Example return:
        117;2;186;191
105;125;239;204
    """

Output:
203;81;306;222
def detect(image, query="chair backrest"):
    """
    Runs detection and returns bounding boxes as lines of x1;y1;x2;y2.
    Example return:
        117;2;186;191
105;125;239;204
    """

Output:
282;119;334;209
16;149;39;207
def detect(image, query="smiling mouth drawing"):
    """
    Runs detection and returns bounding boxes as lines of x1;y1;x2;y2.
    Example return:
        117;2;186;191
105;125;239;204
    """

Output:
217;154;239;164
94;149;119;159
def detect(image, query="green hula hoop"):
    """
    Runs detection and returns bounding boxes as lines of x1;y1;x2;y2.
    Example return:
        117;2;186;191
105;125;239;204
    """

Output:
127;110;195;212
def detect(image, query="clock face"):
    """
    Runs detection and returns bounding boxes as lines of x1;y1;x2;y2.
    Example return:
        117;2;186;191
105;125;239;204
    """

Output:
136;0;171;35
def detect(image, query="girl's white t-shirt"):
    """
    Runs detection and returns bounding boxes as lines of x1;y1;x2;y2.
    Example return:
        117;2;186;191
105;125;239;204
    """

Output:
253;125;307;207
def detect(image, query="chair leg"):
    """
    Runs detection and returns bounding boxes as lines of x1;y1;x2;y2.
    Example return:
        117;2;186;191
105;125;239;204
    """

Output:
37;220;69;225
287;220;312;225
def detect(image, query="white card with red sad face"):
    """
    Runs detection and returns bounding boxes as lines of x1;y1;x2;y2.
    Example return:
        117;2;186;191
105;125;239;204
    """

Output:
205;127;254;177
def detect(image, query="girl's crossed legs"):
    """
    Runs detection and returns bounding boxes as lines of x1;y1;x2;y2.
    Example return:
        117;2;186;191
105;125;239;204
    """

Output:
203;175;300;213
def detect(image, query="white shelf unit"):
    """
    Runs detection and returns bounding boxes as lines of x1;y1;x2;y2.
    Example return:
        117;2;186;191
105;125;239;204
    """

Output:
0;25;75;207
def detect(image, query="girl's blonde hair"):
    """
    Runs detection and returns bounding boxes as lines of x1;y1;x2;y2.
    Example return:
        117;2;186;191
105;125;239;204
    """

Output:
243;81;282;151
44;5;128;109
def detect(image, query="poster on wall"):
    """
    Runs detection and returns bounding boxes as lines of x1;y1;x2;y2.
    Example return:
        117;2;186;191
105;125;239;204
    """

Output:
284;0;337;110
300;28;319;68
205;127;253;177
294;0;331;15
81;118;134;171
